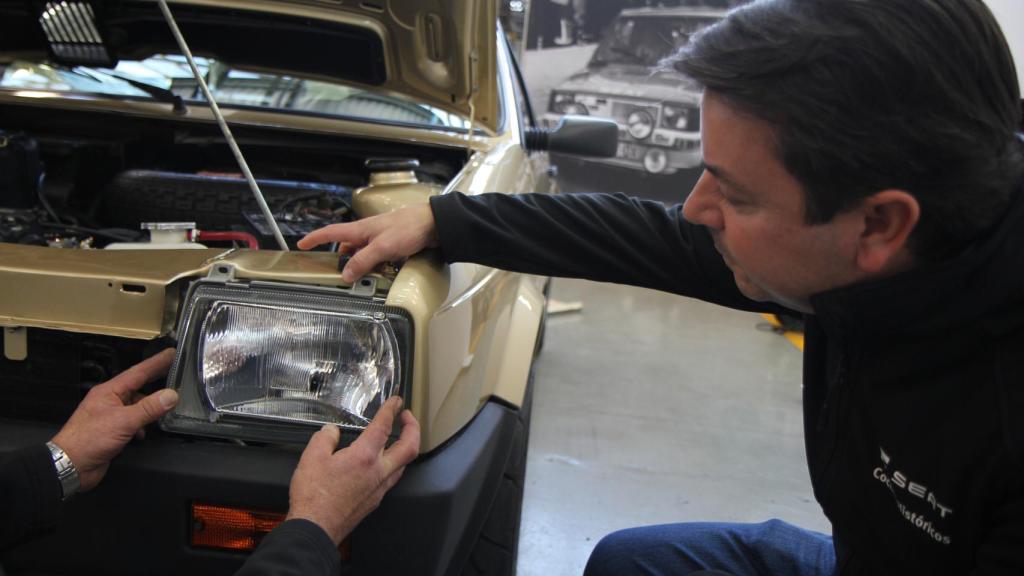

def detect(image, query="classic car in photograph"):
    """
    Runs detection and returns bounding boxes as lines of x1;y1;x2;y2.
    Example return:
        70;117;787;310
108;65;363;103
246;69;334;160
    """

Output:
543;7;725;175
0;0;615;574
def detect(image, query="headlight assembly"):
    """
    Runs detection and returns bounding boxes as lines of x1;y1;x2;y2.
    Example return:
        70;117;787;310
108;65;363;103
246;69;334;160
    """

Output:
559;102;589;115
661;103;699;131
627;109;655;140
551;92;589;115
161;278;412;444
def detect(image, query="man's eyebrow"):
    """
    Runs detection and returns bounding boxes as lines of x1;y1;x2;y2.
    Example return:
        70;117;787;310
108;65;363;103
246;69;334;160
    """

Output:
702;162;750;195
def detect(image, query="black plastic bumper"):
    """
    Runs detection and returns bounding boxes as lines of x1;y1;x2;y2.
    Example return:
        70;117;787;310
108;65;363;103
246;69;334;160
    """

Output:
0;400;518;576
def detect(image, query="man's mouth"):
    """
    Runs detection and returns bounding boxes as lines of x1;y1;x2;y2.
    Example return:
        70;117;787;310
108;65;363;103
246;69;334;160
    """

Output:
711;237;737;270
711;235;727;258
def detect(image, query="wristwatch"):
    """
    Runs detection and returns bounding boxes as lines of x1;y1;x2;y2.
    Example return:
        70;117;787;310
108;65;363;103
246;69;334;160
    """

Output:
45;441;80;501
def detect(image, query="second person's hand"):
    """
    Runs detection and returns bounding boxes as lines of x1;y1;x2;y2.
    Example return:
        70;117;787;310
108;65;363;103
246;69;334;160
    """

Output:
285;396;420;545
51;349;179;492
297;204;439;283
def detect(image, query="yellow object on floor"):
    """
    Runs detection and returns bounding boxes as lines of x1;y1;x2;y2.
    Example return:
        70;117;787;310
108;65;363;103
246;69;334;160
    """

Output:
762;313;805;351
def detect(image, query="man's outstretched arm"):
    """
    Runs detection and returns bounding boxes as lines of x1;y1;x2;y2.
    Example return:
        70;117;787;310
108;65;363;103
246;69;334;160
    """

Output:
300;192;783;313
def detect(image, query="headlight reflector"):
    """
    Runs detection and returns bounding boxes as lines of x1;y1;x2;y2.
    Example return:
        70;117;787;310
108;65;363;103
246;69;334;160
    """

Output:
200;302;397;427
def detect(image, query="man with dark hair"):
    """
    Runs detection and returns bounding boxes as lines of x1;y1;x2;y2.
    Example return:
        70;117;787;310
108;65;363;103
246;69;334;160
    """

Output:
298;0;1024;574
677;0;1024;263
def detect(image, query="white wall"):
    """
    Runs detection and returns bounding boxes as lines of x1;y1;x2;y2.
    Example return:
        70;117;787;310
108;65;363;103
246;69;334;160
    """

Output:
985;0;1024;87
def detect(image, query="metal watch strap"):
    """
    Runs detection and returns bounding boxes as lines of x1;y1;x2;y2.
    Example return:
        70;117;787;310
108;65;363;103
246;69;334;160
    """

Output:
45;441;80;501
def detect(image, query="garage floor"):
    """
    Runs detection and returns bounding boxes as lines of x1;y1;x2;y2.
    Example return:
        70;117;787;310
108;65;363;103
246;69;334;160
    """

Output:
516;278;831;575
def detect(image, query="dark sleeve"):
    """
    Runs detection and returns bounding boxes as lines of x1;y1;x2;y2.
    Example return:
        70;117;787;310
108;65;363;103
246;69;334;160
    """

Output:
0;444;62;549
970;498;1024;575
975;366;1024;574
430;191;788;313
235;519;340;576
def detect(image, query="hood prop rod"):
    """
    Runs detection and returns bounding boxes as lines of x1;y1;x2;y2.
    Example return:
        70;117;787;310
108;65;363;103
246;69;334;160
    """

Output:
155;0;289;251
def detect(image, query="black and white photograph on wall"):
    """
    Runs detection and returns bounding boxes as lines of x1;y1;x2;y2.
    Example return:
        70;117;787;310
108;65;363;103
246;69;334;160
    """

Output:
516;0;747;203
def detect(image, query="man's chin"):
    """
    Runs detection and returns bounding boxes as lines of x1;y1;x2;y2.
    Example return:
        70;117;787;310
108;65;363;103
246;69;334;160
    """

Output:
735;275;812;313
732;273;770;303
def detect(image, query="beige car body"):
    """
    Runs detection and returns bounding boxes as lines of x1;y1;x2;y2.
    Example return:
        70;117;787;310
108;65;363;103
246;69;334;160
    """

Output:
0;0;549;452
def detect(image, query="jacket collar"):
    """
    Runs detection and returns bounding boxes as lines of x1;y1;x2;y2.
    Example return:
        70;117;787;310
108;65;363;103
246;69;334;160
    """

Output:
809;176;1024;341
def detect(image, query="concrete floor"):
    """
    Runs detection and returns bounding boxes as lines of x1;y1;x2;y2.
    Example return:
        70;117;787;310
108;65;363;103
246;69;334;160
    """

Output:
516;278;831;576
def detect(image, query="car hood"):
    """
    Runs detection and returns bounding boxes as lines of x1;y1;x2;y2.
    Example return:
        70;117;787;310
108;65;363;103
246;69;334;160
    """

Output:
556;65;701;105
0;0;499;132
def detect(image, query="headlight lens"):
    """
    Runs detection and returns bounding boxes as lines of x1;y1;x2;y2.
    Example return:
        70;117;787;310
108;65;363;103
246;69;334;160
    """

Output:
627;109;655;140
162;280;412;444
661;104;699;131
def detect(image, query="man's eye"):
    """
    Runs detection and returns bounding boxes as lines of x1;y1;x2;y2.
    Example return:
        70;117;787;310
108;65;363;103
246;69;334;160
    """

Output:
716;186;741;204
719;188;752;209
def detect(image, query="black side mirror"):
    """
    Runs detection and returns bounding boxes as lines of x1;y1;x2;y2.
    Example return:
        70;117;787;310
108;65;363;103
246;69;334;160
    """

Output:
525;115;618;157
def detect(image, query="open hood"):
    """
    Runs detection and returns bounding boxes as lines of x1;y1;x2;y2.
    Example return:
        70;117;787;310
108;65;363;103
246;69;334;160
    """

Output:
0;0;500;132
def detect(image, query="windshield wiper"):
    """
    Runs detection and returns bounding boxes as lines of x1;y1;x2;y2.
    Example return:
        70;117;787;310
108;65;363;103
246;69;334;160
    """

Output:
104;72;187;115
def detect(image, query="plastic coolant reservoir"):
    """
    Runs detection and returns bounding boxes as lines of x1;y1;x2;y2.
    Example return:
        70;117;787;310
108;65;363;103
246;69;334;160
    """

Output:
105;222;207;250
352;160;443;218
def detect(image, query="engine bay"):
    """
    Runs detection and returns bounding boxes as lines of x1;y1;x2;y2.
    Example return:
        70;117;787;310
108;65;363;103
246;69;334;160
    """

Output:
0;101;468;425
0;103;465;251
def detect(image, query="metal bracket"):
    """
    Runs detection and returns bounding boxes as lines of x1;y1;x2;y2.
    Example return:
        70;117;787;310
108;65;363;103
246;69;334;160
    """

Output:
206;263;237;282
3;326;28;361
349;276;378;297
203;264;376;297
248;277;381;298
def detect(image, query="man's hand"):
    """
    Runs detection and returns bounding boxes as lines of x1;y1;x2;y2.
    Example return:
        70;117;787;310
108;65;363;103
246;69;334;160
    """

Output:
286;396;421;545
51;349;178;492
297;204;439;283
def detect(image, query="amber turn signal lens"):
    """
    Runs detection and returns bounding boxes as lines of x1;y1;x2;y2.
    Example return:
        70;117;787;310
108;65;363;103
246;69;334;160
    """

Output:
191;503;285;551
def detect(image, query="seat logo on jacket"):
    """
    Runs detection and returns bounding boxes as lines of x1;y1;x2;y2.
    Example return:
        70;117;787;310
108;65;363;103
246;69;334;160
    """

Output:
872;447;953;546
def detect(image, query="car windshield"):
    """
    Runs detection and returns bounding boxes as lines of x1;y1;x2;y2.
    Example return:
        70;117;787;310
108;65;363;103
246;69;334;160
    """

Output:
590;16;719;68
0;55;472;130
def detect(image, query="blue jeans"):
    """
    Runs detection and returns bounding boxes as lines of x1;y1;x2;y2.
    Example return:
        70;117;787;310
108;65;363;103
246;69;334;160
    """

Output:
583;519;835;576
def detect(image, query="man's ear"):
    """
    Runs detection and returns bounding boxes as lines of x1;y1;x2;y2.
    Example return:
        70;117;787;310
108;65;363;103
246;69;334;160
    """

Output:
854;189;920;274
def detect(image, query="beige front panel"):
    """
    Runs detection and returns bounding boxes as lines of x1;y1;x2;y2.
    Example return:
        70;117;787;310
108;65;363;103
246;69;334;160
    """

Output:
0;244;224;338
0;245;357;339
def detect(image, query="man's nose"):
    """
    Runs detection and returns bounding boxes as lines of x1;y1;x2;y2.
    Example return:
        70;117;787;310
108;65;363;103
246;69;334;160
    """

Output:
682;170;723;229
